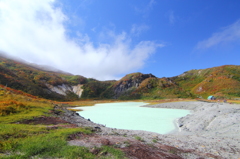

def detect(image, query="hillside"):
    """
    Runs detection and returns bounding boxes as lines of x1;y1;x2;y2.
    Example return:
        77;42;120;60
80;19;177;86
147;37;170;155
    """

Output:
0;56;90;100
0;55;240;100
172;65;240;99
1;56;240;158
101;65;240;100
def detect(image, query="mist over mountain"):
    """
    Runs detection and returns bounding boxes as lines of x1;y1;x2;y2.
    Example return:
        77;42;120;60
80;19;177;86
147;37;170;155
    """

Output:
0;52;71;75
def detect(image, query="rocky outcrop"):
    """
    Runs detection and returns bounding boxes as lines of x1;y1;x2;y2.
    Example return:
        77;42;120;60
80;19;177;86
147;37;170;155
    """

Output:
46;84;72;96
113;73;156;98
72;84;84;97
45;84;84;98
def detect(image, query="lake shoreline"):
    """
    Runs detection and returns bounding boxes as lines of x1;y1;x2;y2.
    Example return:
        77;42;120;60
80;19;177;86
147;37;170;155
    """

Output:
58;101;240;158
76;102;190;134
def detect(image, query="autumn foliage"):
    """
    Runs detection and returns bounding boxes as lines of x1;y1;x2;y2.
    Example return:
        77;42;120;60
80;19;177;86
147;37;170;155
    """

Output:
1;55;240;100
0;100;29;116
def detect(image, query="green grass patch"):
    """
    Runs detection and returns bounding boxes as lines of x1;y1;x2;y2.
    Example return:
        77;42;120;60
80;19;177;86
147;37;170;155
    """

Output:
0;124;49;152
0;106;51;124
97;146;127;159
0;124;127;159
134;136;144;142
0;125;94;158
152;139;158;143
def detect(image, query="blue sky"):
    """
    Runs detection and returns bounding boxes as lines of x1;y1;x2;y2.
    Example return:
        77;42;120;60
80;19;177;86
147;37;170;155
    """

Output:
0;0;240;80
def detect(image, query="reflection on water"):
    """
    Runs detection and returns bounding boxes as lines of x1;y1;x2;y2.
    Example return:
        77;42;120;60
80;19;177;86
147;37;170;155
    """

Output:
76;102;190;134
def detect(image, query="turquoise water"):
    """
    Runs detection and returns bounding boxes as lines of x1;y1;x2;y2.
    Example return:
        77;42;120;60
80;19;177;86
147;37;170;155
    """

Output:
76;102;190;134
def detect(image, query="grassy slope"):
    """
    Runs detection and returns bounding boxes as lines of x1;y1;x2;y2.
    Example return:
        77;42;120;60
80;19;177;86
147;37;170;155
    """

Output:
81;80;115;99
0;56;116;101
0;56;89;101
175;65;240;99
0;85;126;159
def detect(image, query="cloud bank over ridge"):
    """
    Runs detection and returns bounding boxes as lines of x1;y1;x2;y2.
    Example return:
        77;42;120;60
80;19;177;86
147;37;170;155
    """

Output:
0;0;162;80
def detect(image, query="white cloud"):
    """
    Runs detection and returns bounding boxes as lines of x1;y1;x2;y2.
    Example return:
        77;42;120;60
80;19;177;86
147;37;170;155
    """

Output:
134;0;156;18
147;0;156;10
0;0;162;80
197;20;240;49
130;24;149;36
168;10;175;25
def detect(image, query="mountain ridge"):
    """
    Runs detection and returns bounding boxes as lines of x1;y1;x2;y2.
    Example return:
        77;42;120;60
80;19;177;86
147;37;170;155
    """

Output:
0;55;240;100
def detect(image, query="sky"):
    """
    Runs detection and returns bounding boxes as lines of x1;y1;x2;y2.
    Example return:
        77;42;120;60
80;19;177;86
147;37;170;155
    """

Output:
0;0;240;80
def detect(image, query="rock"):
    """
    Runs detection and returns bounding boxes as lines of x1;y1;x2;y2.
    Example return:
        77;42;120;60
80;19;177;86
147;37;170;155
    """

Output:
179;124;184;127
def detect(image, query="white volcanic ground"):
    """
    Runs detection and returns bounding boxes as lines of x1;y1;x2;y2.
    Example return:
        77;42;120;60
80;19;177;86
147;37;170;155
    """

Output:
107;101;240;158
140;101;240;158
66;101;240;158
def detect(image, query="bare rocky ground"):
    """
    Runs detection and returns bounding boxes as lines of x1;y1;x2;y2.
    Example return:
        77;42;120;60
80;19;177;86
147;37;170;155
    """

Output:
47;102;240;159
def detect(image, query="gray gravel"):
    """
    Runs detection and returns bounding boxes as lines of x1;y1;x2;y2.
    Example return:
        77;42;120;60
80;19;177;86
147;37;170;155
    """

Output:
142;101;240;159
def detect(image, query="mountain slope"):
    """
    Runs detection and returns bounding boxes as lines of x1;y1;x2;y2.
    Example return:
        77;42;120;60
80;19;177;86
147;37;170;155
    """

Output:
0;56;86;100
1;55;240;100
172;65;240;98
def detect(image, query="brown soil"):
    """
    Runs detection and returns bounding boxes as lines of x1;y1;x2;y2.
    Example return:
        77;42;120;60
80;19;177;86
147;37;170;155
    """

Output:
122;144;183;159
67;132;184;159
18;116;77;128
